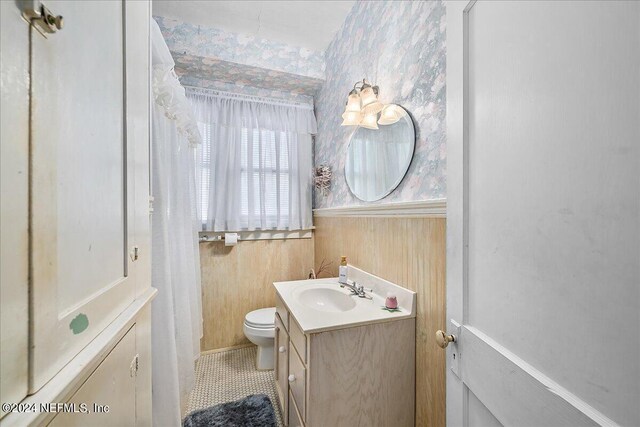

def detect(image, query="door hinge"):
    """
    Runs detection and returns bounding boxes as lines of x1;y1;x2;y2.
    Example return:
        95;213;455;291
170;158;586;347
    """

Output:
130;354;139;378
21;1;64;36
149;195;155;214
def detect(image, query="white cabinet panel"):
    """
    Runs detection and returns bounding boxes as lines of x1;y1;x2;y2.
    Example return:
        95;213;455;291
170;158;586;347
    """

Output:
48;326;137;427
0;0;30;415
30;0;137;391
0;0;152;422
126;0;152;300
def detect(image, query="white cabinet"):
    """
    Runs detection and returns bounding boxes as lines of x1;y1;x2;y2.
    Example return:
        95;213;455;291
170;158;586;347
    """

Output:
0;0;30;413
30;0;139;390
49;326;138;427
0;1;154;425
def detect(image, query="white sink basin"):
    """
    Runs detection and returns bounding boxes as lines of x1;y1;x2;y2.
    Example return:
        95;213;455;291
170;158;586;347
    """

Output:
275;266;416;333
296;288;357;313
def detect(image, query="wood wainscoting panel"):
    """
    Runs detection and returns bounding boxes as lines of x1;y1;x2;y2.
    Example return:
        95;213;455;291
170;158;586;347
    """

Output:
199;238;314;352
313;216;446;427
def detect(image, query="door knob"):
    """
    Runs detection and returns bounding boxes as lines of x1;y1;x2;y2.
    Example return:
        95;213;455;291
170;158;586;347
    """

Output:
288;374;296;382
435;330;456;349
279;346;286;353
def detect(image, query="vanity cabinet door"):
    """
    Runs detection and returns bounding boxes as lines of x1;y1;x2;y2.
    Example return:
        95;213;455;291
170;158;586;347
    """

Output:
288;391;304;427
288;346;306;422
274;314;289;425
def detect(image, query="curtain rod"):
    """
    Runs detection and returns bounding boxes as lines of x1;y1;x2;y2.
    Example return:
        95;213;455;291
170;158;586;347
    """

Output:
183;85;314;110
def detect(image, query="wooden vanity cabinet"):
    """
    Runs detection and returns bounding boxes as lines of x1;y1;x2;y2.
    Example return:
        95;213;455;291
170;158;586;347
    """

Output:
274;313;289;424
274;293;415;427
288;390;304;427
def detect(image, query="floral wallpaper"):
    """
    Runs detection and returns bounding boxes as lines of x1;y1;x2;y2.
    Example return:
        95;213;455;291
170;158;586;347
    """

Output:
172;54;323;96
314;0;446;208
154;16;324;96
179;76;314;105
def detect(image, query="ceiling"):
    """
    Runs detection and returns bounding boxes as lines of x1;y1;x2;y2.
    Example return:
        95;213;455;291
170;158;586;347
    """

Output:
152;0;355;52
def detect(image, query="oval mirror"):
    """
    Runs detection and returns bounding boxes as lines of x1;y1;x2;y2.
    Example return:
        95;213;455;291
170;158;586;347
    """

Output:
345;105;415;201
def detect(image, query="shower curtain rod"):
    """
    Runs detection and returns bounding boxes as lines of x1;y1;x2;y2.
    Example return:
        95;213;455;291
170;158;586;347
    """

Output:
183;85;314;110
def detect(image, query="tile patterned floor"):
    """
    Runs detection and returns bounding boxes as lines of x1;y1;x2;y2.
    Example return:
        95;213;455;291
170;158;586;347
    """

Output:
185;345;284;426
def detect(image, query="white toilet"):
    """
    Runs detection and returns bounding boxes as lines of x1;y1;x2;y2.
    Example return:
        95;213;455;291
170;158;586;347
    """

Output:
243;307;276;370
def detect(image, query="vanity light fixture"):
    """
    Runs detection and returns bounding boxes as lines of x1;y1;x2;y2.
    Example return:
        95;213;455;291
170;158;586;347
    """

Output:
340;79;398;128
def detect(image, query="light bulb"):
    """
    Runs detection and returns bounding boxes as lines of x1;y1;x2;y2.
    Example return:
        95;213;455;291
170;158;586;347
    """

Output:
360;86;377;108
362;100;384;115
378;104;406;125
345;92;362;113
341;111;362;126
360;112;379;129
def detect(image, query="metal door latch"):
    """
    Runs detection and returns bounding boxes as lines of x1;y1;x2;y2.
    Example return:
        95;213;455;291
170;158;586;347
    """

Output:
130;354;139;377
22;1;64;35
130;246;139;262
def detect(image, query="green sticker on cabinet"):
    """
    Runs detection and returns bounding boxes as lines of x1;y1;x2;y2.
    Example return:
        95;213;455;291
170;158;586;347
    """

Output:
69;313;89;334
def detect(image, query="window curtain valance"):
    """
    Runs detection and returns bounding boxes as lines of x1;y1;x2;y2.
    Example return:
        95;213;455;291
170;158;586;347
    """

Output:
186;88;317;135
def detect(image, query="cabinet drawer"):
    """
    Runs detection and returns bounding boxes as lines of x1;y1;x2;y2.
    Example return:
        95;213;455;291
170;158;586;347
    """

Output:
274;314;289;425
288;390;304;427
276;293;289;332
288;345;306;421
289;317;307;363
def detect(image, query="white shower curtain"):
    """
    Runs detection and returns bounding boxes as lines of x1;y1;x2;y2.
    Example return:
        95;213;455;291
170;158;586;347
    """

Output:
151;19;202;426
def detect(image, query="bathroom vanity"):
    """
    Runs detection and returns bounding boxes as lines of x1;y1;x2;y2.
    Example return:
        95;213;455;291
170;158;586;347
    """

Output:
273;266;416;426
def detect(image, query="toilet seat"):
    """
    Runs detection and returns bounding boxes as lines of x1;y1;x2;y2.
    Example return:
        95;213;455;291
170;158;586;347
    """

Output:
244;307;276;329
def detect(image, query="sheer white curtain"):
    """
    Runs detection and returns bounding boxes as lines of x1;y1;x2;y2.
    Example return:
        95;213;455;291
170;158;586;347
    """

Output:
150;19;202;426
187;88;316;232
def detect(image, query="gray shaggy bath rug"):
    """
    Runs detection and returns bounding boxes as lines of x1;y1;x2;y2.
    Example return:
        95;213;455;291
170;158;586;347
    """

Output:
182;394;276;427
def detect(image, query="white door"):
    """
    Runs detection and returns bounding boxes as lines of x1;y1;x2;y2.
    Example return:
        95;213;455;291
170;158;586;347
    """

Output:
30;0;139;391
446;1;639;426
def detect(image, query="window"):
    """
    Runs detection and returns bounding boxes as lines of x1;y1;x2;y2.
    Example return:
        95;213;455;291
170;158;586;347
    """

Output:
198;122;211;224
198;123;292;229
188;89;314;232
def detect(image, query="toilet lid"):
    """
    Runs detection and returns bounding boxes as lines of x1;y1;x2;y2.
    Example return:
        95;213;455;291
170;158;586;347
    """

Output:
245;307;276;329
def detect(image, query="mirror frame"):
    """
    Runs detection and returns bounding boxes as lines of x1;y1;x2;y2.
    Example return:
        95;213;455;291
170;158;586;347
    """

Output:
344;104;416;202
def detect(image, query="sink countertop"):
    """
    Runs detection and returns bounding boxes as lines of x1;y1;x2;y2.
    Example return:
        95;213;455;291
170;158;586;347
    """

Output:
274;266;416;334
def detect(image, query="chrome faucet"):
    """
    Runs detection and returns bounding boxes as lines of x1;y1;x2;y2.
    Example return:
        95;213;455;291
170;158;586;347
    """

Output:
340;280;371;299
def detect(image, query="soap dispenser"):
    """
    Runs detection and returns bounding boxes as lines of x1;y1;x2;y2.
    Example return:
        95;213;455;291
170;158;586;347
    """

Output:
338;256;348;284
